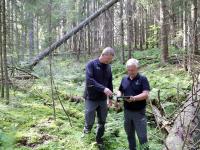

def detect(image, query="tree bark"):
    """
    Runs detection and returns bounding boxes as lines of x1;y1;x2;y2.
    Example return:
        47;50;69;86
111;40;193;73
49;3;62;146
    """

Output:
139;6;144;51
126;0;133;58
119;0;125;64
160;0;169;64
170;0;177;48
29;12;34;61
103;0;114;48
86;0;91;55
183;1;188;71
0;0;4;98
191;0;198;55
3;0;10;103
21;6;27;61
164;85;200;150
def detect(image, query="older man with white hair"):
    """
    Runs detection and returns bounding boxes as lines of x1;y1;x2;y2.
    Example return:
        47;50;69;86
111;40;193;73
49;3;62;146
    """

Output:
83;47;115;145
117;58;150;150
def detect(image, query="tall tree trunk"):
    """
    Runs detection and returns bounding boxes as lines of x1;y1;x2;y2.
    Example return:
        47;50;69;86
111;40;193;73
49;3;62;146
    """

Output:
86;0;91;55
0;0;4;98
10;0;15;65
134;18;138;49
191;0;198;55
21;6;27;61
48;0;56;120
77;0;85;60
145;7;149;49
36;16;39;54
3;0;9;103
133;0;137;50
183;1;188;71
170;0;177;48
15;4;20;63
139;6;144;51
103;0;114;48
8;0;14;71
62;16;67;52
126;0;133;58
29;12;34;61
187;4;192;73
119;0;125;64
92;0;99;51
160;0;169;64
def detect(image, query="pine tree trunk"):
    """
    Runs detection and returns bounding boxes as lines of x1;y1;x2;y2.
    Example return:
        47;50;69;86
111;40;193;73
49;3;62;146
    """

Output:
36;16;39;54
29;12;34;61
170;0;177;48
0;0;4;98
48;0;56;120
145;8;149;49
119;0;125;64
86;0;91;55
134;18;138;49
21;6;27;61
139;6;144;51
15;5;20;62
191;0;198;55
160;0;169;64
103;0;114;48
92;0;99;52
3;0;9;103
10;0;15;65
183;1;188;71
126;0;133;58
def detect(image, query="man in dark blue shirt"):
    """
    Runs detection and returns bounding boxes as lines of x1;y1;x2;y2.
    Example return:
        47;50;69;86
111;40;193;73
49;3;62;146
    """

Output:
117;58;150;150
83;47;115;145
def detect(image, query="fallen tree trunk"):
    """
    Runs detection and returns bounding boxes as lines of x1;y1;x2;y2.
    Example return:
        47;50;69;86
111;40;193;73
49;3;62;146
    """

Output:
149;96;171;134
29;0;119;69
164;84;200;150
150;105;171;133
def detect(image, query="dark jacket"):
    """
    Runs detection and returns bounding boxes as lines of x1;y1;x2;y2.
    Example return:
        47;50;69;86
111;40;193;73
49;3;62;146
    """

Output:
84;59;113;101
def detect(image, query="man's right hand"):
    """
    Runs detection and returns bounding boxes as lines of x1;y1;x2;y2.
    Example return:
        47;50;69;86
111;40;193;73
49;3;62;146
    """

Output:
104;88;113;96
116;91;122;97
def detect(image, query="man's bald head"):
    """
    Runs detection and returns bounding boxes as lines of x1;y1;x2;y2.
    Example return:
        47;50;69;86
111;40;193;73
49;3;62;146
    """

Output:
101;47;115;56
99;47;115;64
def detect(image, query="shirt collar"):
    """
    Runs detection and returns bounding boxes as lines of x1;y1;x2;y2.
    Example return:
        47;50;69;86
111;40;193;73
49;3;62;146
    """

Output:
97;58;107;67
127;73;140;81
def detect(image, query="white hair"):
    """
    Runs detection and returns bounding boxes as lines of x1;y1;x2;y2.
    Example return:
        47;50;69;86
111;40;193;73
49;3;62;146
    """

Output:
101;47;115;56
126;58;139;68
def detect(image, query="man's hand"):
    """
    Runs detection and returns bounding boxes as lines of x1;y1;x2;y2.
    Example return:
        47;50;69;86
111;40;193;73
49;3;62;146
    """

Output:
116;91;122;97
104;88;113;96
125;96;136;103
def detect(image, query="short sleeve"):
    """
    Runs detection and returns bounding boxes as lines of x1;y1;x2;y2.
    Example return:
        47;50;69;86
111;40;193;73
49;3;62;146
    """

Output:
142;76;150;91
119;77;125;93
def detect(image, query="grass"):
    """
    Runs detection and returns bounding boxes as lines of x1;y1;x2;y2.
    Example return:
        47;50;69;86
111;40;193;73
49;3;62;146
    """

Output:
0;47;192;149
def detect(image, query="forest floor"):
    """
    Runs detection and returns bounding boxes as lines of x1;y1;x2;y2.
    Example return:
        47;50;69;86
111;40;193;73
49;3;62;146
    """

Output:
0;48;192;150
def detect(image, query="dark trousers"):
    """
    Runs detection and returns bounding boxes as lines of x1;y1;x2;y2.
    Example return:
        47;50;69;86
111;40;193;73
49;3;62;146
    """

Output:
124;108;149;150
84;99;108;141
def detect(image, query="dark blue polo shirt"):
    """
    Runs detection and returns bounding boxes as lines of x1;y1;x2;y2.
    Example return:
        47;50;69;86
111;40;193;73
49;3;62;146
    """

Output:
84;58;113;101
119;74;150;111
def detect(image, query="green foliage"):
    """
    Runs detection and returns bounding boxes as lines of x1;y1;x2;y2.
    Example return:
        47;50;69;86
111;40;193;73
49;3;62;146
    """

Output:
0;130;15;150
147;25;160;48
